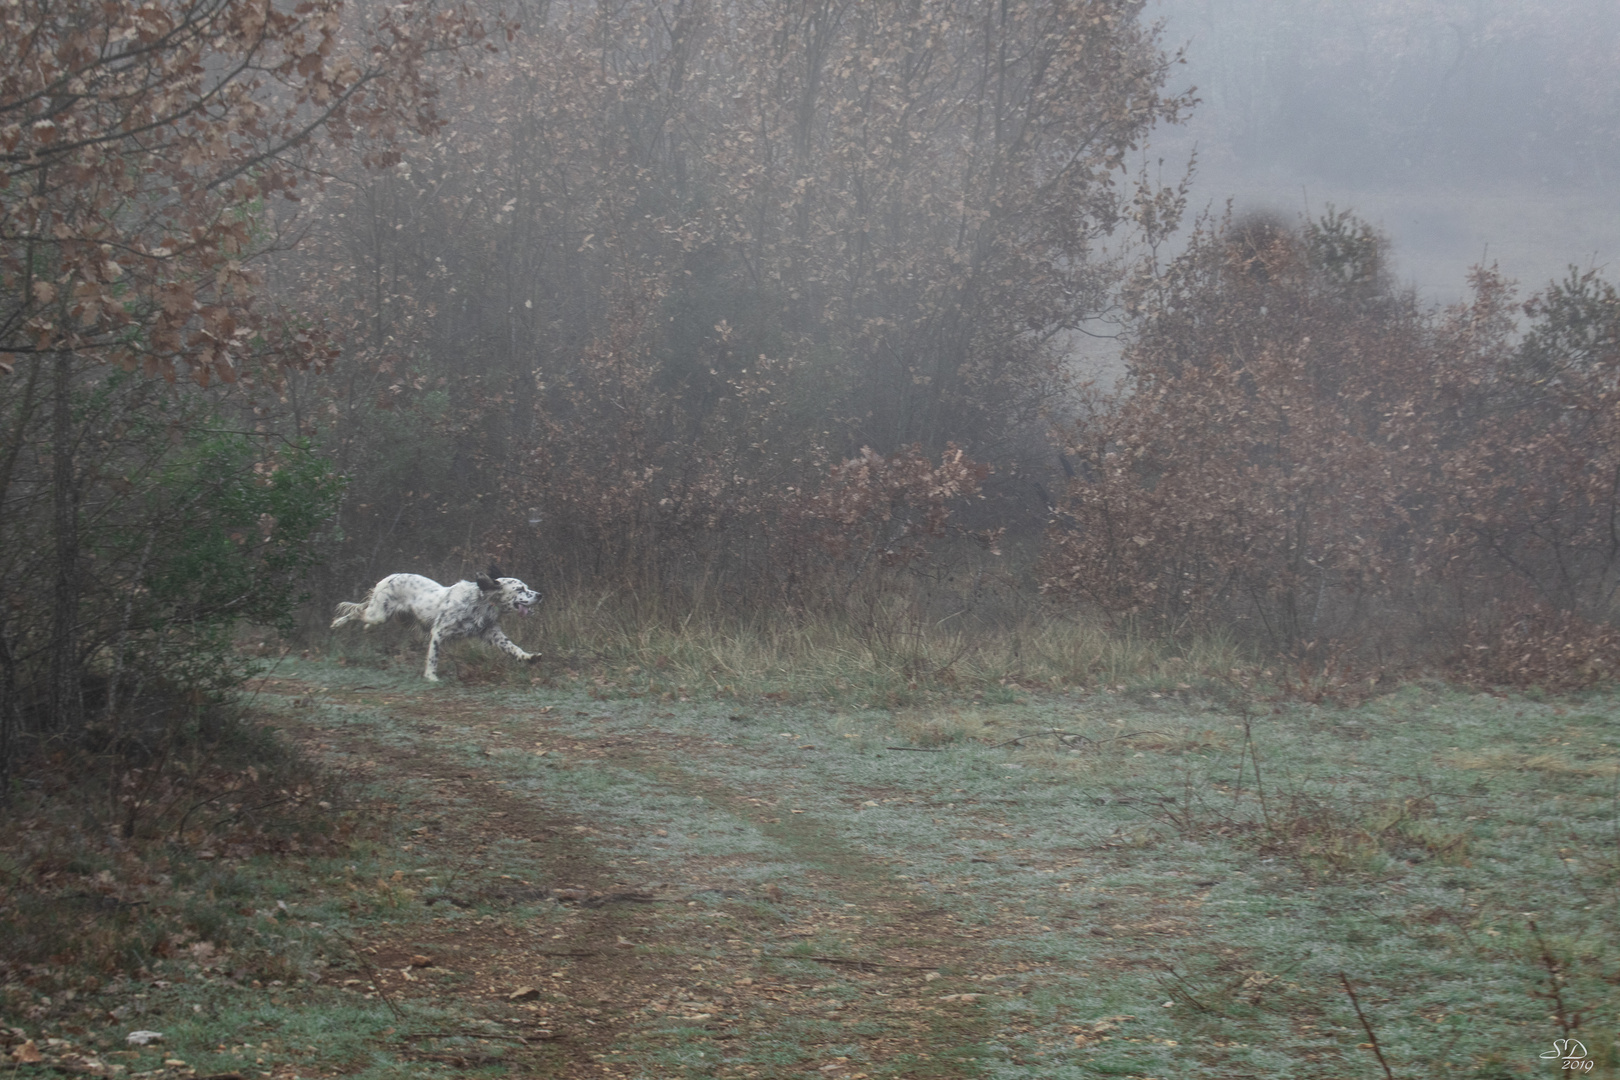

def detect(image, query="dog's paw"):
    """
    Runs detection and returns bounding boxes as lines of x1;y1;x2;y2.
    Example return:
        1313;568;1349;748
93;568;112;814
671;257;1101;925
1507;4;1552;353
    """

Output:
525;652;542;664
424;672;440;682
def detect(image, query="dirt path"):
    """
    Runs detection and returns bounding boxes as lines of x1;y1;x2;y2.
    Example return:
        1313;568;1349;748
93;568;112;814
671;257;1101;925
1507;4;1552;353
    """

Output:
253;676;1048;1078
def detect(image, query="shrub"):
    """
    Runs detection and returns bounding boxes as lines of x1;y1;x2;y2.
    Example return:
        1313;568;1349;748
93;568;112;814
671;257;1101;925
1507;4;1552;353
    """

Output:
110;426;344;695
1041;210;1620;687
0;375;342;778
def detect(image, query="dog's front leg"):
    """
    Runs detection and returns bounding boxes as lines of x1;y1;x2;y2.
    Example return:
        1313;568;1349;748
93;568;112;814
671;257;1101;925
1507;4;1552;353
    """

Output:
423;622;446;681
486;626;537;663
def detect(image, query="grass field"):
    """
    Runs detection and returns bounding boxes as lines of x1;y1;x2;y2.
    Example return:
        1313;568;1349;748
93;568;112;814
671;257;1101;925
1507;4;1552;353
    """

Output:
3;644;1617;1079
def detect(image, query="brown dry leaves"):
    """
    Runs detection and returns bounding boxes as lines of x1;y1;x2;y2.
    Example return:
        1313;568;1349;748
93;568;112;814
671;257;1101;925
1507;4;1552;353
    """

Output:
1042;210;1620;689
0;0;491;384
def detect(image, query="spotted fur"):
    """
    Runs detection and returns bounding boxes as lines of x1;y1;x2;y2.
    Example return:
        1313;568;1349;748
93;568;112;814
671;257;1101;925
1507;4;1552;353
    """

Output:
331;565;542;681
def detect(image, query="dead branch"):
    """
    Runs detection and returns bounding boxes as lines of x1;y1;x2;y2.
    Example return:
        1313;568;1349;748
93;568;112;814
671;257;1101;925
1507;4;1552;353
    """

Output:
1338;972;1398;1080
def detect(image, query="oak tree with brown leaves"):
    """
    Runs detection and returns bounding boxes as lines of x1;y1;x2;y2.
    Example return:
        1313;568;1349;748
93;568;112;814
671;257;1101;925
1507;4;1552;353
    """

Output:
0;0;490;780
1042;208;1620;690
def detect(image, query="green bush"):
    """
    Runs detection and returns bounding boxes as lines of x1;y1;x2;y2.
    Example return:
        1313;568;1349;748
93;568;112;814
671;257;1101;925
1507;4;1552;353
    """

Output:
109;427;344;696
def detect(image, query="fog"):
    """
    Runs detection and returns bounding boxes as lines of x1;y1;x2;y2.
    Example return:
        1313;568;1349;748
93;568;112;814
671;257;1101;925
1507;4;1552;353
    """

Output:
9;0;1620;736
1145;0;1620;305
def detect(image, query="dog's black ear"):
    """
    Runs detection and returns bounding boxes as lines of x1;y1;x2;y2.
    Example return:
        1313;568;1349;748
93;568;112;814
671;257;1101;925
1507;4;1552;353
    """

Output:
475;572;500;593
487;562;505;581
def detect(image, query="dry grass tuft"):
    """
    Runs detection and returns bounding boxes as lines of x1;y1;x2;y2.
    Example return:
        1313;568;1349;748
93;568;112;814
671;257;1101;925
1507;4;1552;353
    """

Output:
489;585;1254;706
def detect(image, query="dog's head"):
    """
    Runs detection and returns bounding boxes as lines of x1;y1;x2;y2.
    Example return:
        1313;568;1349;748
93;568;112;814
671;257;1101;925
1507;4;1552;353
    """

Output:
476;565;542;616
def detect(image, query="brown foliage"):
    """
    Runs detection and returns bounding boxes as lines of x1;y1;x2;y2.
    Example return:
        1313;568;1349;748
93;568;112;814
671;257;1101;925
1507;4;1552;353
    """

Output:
1455;596;1620;693
796;444;992;568
769;443;995;611
273;0;1187;595
1042;209;1620;687
0;0;490;384
1043;210;1428;639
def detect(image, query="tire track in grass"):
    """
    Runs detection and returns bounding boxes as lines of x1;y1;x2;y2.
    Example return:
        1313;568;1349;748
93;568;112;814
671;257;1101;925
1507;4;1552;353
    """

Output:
619;749;1014;1075
261;680;1011;1078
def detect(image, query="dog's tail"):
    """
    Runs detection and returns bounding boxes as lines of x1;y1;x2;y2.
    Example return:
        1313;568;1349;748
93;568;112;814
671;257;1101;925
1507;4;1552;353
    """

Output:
331;596;370;629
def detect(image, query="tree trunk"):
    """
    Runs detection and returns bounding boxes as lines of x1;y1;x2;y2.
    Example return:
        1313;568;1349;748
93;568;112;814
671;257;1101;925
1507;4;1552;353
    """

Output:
0;625;17;803
50;351;83;732
0;357;43;795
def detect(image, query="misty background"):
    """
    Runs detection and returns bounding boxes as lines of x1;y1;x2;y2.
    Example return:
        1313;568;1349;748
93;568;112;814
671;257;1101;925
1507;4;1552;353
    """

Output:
8;0;1620;776
1145;0;1620;305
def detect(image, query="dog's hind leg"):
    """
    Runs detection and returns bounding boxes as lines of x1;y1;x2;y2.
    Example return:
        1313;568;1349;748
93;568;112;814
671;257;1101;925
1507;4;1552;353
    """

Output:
330;599;365;629
331;587;382;630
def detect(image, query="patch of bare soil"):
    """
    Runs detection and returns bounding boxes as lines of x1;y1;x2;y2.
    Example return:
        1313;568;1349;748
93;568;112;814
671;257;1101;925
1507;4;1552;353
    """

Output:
256;679;1022;1077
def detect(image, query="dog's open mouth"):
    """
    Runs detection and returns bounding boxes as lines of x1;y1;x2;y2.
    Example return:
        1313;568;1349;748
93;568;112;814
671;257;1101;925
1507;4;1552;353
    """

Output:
516;603;532;616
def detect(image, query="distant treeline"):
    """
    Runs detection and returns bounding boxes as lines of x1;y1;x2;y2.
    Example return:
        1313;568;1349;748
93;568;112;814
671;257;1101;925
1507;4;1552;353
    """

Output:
4;0;1619;788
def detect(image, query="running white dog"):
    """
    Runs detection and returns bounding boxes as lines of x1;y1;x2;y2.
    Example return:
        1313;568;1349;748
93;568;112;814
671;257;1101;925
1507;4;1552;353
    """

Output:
330;566;542;681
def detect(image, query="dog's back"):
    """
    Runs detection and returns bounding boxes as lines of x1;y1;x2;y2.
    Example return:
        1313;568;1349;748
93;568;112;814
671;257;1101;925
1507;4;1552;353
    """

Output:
332;573;453;629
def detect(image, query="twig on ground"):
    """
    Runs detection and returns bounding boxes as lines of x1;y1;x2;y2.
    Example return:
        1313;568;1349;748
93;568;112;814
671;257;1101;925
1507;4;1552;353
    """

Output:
400;1031;559;1043
1245;719;1274;832
65;892;149;910
548;887;657;906
802;955;886;969
1529;920;1582;1038
435;843;485;896
1339;972;1398;1080
989;729;1166;750
330;928;405;1022
987;730;1092;749
1155;967;1218;1014
765;953;936;970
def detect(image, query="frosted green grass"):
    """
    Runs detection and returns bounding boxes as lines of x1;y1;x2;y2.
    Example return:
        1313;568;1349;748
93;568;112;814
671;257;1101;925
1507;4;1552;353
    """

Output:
244;659;1620;1076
